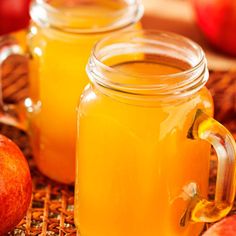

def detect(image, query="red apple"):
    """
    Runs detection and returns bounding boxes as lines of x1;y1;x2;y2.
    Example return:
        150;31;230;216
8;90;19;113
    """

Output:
0;0;31;35
0;134;32;235
203;215;236;236
192;0;236;56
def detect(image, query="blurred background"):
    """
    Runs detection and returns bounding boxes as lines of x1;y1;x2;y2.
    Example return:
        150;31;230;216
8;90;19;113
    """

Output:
143;0;236;71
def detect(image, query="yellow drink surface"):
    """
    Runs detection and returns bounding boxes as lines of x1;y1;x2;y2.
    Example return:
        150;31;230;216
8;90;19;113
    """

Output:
75;59;213;235
28;1;139;183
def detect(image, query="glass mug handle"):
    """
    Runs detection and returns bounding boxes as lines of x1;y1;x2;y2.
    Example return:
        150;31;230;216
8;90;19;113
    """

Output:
0;35;28;130
185;109;236;224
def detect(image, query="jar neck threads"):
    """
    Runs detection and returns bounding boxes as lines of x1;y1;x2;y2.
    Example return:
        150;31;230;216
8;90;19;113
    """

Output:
87;30;208;102
30;0;143;34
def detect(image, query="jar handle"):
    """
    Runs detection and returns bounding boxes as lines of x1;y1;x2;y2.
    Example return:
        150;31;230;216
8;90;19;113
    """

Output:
188;109;236;223
0;35;27;130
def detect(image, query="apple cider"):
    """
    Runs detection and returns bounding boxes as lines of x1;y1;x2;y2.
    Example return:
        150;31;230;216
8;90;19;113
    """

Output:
75;31;236;236
27;0;143;183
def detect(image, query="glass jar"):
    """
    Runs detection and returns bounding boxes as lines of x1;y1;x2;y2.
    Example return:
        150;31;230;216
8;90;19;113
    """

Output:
0;0;143;184
75;30;236;236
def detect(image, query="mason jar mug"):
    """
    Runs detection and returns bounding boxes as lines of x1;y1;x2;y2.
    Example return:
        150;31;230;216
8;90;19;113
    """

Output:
75;31;236;236
0;0;143;184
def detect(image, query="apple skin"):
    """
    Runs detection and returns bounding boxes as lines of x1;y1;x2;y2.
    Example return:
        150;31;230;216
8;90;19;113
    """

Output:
203;215;236;236
0;134;32;235
192;0;236;56
0;0;31;35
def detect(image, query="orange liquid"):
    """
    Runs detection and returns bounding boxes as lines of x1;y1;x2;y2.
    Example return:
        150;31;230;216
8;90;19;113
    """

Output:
75;60;213;235
28;1;140;184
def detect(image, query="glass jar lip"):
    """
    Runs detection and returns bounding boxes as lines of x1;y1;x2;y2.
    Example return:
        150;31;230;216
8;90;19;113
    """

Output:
91;30;206;84
30;0;144;34
87;30;209;100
